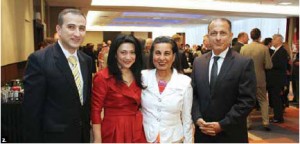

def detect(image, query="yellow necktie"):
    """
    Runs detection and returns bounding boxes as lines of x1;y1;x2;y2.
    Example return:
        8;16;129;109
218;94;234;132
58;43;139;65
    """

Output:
68;56;83;105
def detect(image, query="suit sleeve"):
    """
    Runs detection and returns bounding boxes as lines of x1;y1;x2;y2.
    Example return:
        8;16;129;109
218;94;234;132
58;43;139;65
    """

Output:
219;59;256;131
91;72;108;124
264;46;273;69
191;59;202;123
22;53;46;142
182;82;193;143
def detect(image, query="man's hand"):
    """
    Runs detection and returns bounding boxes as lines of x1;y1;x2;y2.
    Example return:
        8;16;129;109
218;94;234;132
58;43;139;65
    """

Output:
196;118;222;136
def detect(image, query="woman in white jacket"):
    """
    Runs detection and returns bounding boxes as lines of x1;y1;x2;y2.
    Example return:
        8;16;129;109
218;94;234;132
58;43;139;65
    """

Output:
141;36;193;143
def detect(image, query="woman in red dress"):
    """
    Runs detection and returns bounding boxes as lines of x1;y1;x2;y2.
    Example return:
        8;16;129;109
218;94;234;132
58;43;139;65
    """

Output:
91;34;146;143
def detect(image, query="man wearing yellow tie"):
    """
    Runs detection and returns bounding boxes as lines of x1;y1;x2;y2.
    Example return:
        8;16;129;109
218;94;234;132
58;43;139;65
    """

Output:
22;9;92;143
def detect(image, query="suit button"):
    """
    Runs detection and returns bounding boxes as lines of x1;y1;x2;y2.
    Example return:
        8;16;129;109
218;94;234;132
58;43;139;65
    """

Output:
79;121;82;126
158;98;161;102
157;109;161;112
156;118;160;122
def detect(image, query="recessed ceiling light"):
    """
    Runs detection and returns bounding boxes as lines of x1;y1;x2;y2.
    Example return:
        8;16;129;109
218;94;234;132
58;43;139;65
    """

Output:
278;2;292;5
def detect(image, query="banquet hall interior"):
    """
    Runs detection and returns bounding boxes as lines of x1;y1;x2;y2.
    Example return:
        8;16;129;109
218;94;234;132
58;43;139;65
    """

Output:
1;0;299;143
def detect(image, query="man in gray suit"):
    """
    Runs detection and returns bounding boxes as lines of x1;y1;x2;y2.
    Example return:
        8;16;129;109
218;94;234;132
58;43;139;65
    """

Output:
240;28;273;131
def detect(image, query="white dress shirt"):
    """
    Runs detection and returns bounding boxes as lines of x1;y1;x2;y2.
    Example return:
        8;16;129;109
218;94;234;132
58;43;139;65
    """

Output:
141;69;193;143
58;40;84;97
208;48;229;83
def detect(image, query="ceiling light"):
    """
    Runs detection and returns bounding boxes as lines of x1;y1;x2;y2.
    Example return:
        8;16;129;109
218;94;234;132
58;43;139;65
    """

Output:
278;2;292;5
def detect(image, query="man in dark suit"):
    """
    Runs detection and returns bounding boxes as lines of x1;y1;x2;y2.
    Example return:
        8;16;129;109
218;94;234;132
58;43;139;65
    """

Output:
191;18;256;143
267;34;288;123
232;32;249;53
22;9;92;142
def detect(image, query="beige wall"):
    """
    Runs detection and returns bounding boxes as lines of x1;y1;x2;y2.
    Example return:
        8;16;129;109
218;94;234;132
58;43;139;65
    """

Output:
134;32;149;40
1;0;34;66
82;31;104;49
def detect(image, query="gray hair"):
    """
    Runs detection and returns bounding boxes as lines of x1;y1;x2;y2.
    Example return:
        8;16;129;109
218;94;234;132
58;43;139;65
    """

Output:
272;34;284;42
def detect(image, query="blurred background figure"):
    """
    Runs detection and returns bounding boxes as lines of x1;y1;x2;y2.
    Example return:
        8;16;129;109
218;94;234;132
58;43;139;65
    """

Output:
232;32;249;53
142;38;153;69
83;43;97;74
200;34;211;54
98;42;109;71
37;37;55;50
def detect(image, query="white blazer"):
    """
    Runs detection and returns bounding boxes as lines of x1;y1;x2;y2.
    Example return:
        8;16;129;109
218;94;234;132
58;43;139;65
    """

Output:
141;69;193;143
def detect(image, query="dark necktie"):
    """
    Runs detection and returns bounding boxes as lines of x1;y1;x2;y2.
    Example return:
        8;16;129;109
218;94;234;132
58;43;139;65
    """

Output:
210;56;220;94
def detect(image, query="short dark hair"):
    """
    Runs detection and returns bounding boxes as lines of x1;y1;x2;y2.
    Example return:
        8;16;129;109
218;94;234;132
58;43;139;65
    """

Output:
58;9;85;26
250;28;261;40
263;37;272;46
208;18;232;32
149;36;182;73
107;34;144;89
238;32;247;39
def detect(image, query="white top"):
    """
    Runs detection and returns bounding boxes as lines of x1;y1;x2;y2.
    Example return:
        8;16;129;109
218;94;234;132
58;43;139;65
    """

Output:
141;69;193;143
58;40;83;97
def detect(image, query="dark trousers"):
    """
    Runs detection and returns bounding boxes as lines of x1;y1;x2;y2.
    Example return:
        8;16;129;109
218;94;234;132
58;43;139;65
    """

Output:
269;86;284;121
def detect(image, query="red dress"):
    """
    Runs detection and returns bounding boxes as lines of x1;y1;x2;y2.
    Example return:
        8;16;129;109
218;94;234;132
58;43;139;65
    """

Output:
91;68;146;143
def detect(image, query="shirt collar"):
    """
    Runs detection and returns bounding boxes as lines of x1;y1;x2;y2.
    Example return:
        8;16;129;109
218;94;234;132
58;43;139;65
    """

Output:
274;45;282;52
58;40;78;60
211;47;229;60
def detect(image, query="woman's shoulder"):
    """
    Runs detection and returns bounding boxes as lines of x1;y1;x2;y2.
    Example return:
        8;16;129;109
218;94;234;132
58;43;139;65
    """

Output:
141;69;155;77
175;73;191;83
95;68;113;79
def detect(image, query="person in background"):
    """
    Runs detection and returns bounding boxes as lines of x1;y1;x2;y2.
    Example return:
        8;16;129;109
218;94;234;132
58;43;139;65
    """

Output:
83;43;97;74
292;41;299;104
184;44;194;69
231;37;238;47
282;42;293;108
142;38;153;69
191;18;256;143
22;8;92;142
267;34;288;123
263;37;274;56
91;34;146;143
141;36;193;143
200;34;212;54
98;42;109;70
107;39;112;47
172;34;188;73
240;28;273;131
38;37;55;50
232;32;249;53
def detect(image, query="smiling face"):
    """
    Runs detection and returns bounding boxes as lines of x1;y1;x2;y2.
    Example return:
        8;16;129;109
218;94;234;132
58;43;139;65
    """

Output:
153;43;175;72
116;43;136;69
208;19;233;55
56;13;86;53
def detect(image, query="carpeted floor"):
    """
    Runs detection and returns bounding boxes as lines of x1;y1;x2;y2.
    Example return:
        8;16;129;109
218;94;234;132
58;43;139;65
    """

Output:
248;103;299;143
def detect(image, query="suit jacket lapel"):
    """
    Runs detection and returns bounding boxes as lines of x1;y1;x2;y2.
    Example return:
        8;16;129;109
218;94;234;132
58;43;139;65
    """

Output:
212;49;234;96
53;43;78;93
204;53;212;95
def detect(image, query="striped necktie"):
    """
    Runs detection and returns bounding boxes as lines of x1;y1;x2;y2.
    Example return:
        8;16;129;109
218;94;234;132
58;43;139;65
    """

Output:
68;56;83;105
